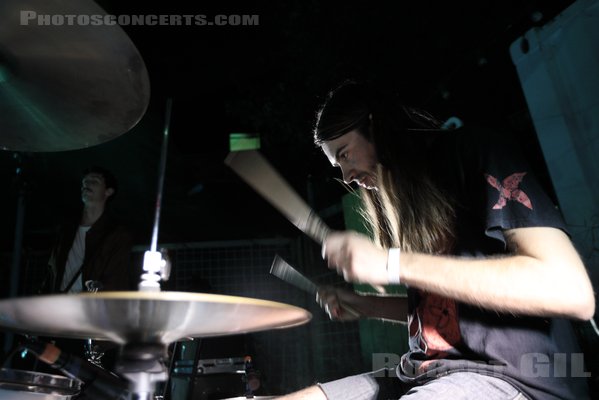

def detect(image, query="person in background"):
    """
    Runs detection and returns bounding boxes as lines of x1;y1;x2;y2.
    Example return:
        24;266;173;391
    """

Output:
37;166;133;370
40;166;133;294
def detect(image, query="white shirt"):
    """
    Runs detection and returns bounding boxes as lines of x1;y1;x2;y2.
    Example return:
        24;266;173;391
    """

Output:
60;225;91;293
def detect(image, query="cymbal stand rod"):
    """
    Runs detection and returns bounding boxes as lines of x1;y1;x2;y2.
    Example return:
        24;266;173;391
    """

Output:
4;153;27;353
151;98;172;253
118;343;168;400
139;99;172;292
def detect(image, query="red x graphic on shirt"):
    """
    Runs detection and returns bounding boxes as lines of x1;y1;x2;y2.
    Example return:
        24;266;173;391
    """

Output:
485;172;533;210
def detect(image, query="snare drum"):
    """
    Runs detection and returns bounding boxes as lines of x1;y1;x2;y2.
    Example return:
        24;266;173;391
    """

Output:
0;369;81;400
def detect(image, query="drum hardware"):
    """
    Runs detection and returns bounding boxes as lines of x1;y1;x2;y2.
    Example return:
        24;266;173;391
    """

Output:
22;340;128;399
0;292;311;343
0;368;82;400
82;281;108;369
0;92;311;397
139;98;172;293
0;2;313;397
83;283;106;368
242;356;261;398
83;339;105;367
1;0;148;357
4;152;29;354
0;292;311;398
84;281;104;294
115;343;168;400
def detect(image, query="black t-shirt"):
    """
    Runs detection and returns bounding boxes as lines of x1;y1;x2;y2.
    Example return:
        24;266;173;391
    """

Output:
396;127;589;400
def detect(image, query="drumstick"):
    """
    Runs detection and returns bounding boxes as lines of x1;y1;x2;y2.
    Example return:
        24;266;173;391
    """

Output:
270;255;360;318
225;151;387;296
270;255;319;295
225;150;331;244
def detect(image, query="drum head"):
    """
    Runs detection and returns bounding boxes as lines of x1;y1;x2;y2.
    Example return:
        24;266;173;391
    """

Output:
0;369;80;400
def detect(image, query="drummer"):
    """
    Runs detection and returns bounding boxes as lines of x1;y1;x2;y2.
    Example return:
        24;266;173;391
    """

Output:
280;81;594;399
40;166;133;294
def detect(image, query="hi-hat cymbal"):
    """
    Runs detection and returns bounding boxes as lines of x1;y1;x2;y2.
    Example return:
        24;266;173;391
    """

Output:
0;0;150;152
0;292;311;344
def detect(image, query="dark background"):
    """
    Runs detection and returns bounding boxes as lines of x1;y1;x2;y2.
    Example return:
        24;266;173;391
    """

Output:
2;1;597;397
0;0;576;253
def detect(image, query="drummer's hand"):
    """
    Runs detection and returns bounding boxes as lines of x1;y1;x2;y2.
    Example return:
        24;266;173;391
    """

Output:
322;231;388;286
316;286;364;321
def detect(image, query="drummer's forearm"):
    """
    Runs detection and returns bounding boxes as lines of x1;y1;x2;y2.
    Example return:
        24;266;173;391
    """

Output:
276;385;327;399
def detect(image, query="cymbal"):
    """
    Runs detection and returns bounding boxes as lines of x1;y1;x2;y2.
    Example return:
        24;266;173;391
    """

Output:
0;0;150;152
0;292;311;344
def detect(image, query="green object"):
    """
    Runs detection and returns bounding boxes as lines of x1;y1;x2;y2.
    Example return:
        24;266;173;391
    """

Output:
342;192;409;371
229;133;260;151
0;72;64;139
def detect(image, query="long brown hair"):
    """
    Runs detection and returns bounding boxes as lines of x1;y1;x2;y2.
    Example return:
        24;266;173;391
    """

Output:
314;81;455;254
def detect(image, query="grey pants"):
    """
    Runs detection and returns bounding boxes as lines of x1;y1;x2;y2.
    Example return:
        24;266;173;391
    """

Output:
319;371;526;400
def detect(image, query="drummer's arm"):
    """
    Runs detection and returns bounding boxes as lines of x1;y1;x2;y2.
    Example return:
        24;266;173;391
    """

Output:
277;385;328;400
318;287;408;322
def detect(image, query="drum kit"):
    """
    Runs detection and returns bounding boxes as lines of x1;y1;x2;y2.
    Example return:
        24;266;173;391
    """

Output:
0;0;318;398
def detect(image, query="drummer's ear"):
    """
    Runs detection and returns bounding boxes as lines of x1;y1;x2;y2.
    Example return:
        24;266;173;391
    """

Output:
105;187;115;198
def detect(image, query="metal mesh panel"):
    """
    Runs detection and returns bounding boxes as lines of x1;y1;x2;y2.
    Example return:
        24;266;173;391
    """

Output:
153;238;364;394
2;237;366;397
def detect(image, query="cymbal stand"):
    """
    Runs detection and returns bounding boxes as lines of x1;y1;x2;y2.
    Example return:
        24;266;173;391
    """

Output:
122;99;173;398
139;99;173;292
4;152;29;354
116;343;168;400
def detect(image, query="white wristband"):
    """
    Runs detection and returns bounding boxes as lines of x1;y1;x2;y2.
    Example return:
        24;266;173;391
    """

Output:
387;248;401;284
